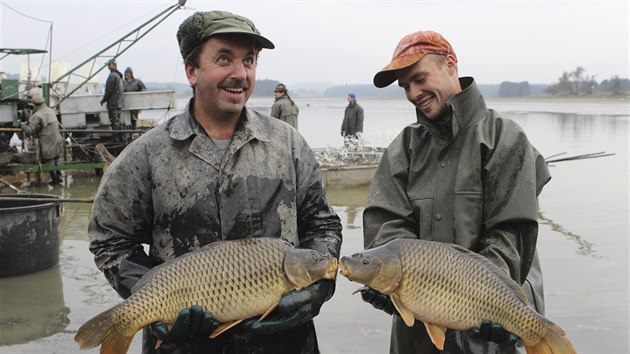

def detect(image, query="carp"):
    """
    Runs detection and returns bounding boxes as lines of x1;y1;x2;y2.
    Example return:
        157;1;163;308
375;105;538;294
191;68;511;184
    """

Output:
75;237;338;354
339;238;576;354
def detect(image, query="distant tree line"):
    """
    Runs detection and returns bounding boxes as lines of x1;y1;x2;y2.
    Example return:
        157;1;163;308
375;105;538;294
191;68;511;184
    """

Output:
544;67;629;96
141;69;630;99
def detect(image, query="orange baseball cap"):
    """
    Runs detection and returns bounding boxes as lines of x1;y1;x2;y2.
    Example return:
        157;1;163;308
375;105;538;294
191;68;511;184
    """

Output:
373;31;457;88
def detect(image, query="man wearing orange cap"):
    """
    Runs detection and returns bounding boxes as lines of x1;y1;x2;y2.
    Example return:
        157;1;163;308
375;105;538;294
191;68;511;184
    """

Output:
360;31;551;353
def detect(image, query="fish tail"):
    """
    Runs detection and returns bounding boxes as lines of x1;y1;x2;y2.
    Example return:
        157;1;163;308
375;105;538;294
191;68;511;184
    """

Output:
525;321;576;354
74;307;133;354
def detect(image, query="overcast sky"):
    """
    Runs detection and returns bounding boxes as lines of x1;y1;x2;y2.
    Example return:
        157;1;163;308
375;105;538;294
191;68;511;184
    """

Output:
1;0;628;87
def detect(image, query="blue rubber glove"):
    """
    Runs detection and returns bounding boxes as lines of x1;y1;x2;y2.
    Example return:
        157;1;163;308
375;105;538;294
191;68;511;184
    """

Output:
151;305;219;344
359;287;395;315
242;279;334;335
470;320;519;345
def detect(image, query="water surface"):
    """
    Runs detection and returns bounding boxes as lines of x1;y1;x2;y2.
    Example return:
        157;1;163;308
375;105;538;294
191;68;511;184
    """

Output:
1;97;627;353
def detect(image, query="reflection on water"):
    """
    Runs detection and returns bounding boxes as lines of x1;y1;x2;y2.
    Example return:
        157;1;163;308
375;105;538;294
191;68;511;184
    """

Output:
537;211;599;258
0;265;70;346
0;97;627;353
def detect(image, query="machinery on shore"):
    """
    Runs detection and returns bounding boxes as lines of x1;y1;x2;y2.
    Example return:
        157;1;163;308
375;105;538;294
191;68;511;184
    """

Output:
0;0;186;179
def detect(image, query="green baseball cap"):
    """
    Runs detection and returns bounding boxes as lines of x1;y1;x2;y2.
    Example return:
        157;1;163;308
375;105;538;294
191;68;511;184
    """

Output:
177;10;275;61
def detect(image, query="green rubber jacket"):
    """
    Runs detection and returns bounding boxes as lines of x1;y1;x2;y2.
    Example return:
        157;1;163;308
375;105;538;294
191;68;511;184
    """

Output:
363;77;551;354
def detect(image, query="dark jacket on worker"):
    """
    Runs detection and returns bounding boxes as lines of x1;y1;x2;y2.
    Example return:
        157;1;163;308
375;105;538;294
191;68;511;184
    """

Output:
101;69;124;109
341;101;364;137
124;77;147;92
363;77;551;354
88;98;342;354
22;103;64;161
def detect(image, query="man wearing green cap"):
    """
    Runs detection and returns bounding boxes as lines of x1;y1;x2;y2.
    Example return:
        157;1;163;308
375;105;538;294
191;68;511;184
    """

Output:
359;30;551;354
88;10;341;354
271;83;299;130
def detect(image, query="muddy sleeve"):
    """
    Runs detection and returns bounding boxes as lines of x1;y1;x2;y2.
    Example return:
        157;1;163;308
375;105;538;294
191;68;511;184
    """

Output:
88;145;155;298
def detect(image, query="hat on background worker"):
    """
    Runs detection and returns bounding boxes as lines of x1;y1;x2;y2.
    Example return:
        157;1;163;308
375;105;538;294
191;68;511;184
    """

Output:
274;83;287;93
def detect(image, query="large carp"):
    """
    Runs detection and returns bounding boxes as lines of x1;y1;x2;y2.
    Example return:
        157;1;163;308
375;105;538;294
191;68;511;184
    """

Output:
75;237;338;354
339;238;575;354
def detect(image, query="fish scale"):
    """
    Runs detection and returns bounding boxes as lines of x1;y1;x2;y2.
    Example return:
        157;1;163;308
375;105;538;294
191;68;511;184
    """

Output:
339;238;576;354
398;240;536;335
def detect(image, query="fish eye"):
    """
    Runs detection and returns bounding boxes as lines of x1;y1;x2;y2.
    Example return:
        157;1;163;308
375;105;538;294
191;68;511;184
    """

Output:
310;252;320;262
362;258;370;265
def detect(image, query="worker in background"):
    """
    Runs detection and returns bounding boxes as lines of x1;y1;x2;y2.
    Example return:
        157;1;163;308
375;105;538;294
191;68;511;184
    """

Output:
271;83;299;130
341;92;364;150
123;67;147;129
21;94;65;186
100;59;124;141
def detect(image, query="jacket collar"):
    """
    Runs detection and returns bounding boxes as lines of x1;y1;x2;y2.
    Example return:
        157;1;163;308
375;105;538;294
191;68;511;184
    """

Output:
415;77;487;139
167;97;272;145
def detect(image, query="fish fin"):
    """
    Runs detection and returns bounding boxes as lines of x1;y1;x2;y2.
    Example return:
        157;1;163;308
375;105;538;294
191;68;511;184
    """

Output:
423;322;447;350
209;319;243;339
259;302;279;321
448;244;528;304
74;307;134;354
524;319;576;354
390;294;415;327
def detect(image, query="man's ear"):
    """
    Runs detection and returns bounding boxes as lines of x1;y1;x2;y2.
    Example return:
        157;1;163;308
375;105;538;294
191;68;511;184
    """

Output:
185;63;197;87
445;54;458;75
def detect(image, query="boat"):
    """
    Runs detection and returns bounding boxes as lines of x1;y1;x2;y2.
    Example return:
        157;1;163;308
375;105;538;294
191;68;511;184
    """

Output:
314;146;384;189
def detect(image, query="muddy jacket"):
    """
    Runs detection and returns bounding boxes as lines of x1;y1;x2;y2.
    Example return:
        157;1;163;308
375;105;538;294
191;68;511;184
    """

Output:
341;102;364;137
271;95;299;130
22;104;64;161
101;69;123;109
88;99;342;354
363;77;551;354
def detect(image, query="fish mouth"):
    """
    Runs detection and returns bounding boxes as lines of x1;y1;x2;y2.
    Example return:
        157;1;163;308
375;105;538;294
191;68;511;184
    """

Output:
326;258;339;279
338;259;349;277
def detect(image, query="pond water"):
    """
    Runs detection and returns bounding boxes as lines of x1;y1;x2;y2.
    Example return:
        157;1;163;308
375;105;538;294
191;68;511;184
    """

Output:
0;96;628;353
